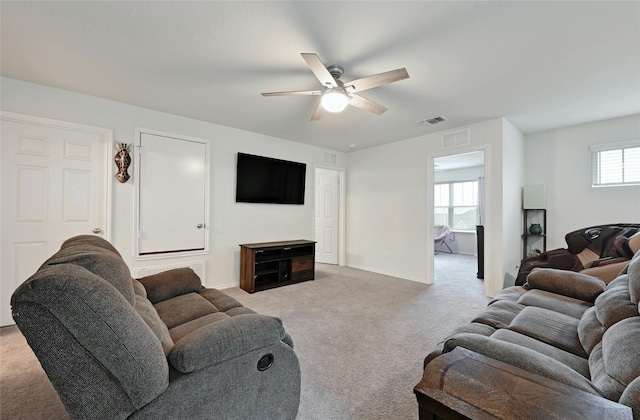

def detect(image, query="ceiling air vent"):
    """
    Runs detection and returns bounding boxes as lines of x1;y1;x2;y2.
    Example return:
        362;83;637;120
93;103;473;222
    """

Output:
417;115;447;125
442;128;470;149
324;152;337;164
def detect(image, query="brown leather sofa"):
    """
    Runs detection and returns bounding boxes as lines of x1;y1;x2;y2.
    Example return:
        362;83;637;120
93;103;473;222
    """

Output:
516;223;640;286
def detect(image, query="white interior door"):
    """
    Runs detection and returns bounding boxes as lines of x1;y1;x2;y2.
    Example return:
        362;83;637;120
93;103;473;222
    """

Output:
0;112;111;326
315;168;339;264
136;130;208;256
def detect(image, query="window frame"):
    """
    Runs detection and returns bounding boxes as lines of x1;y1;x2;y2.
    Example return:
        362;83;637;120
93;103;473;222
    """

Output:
434;180;479;232
590;140;640;187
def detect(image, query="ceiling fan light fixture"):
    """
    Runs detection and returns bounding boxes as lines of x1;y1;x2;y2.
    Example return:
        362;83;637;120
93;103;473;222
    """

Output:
321;89;349;113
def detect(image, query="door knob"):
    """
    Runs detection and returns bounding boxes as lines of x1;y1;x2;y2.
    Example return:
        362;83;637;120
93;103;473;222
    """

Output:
93;227;102;234
196;224;204;229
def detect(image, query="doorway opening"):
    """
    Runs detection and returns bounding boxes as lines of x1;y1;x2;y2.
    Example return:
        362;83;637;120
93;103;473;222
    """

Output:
432;150;485;285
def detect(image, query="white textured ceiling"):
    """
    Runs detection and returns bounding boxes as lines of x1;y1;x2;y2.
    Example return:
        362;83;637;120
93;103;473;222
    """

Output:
1;1;639;153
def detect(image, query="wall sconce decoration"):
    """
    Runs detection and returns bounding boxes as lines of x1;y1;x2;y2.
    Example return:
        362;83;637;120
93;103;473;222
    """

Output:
114;142;132;183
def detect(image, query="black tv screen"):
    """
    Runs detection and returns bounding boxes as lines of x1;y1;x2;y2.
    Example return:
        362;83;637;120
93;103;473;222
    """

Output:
235;153;306;204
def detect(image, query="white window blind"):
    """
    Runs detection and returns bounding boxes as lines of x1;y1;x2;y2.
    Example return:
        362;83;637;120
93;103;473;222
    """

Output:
434;180;478;231
590;140;640;187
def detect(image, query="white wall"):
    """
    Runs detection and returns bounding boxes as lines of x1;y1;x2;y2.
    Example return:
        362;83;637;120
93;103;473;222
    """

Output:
1;77;347;289
346;118;518;296
8;76;631;297
525;114;640;250
502;120;526;287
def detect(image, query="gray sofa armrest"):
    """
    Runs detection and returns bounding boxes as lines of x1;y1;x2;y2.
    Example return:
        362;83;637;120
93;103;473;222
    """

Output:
443;333;603;396
138;268;202;303
168;314;286;373
525;268;606;302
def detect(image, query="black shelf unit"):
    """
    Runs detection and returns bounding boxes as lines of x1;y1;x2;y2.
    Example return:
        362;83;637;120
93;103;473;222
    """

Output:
522;209;547;259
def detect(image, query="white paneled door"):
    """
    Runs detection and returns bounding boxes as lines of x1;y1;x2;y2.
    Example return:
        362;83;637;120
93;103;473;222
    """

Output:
135;130;208;256
1;112;112;326
315;168;339;264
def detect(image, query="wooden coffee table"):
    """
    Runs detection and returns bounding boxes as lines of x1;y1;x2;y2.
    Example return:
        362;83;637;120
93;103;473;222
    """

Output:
414;347;632;419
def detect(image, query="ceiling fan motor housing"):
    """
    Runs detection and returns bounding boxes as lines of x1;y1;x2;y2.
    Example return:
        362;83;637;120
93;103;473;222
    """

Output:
327;64;344;80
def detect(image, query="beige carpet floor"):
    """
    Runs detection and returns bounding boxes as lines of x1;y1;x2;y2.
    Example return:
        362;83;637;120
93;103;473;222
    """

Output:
1;253;488;419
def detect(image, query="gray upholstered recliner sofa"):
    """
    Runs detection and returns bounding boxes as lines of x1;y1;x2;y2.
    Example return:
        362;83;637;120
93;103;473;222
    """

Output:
11;235;301;420
421;250;640;418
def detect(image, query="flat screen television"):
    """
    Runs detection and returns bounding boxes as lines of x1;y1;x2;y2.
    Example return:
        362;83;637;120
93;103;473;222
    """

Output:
235;153;306;204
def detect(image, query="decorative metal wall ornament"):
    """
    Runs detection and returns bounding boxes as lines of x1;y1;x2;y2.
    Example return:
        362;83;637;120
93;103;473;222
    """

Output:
114;142;132;183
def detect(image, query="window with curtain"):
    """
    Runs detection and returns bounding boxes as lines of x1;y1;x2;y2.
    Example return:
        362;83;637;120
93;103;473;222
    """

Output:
434;180;478;231
591;141;640;187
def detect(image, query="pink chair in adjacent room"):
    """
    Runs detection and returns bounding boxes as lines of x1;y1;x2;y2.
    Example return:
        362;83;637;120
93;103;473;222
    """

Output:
434;225;454;254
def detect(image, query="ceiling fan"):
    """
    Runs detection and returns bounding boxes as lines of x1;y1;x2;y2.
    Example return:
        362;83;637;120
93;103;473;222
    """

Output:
261;53;409;120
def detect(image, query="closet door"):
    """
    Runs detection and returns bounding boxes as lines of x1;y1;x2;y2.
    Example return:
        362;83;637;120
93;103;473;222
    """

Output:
136;129;208;256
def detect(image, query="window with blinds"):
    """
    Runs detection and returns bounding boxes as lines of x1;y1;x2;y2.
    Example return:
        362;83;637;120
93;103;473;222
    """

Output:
434;180;478;231
591;140;640;187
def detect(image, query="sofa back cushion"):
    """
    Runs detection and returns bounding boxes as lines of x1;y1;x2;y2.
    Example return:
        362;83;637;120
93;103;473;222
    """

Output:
577;306;606;354
589;317;640;401
44;244;135;305
60;234;122;256
627;251;640;305
594;275;638;328
526;268;606;302
11;262;169;419
135;294;175;355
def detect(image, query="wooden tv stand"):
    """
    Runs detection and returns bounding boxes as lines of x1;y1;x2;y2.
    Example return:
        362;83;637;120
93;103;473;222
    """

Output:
239;240;316;293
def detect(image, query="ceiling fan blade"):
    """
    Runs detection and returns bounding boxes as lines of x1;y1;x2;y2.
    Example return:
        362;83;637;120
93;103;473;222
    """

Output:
262;90;322;96
301;53;338;88
344;68;409;93
348;94;387;115
310;101;325;121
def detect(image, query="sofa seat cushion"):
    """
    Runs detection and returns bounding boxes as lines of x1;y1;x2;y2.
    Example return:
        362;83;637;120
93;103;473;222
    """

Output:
491;329;590;378
595;275;638;328
471;300;524;329
198;288;245;311
525;268;606;302
224;306;256;317
154;293;218;329
508;306;587;358
589;317;640;401
516;289;592;319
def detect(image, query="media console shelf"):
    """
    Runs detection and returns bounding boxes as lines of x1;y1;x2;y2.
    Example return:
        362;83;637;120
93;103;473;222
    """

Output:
240;240;316;293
